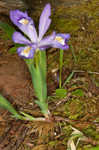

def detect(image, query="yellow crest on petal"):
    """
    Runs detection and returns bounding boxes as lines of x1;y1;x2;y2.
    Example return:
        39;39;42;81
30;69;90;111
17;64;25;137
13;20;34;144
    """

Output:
23;47;31;54
55;36;65;45
19;18;29;25
21;46;31;57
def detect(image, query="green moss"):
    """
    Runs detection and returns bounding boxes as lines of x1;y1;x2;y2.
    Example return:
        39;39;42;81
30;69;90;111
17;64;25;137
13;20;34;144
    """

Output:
56;18;80;33
64;98;85;120
83;125;99;140
48;140;58;148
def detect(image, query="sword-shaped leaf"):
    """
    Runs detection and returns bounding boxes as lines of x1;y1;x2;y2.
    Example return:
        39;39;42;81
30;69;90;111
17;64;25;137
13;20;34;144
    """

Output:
0;94;23;119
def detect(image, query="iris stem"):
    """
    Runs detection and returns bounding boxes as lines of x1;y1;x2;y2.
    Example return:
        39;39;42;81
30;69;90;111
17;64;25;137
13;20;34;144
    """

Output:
59;49;64;88
35;50;39;68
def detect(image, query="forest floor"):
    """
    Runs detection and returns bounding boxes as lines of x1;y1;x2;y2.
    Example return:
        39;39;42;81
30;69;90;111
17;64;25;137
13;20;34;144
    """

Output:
0;0;99;149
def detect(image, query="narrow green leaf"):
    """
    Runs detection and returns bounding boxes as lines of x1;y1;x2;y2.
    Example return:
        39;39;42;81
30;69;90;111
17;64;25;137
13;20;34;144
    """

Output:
9;44;25;54
30;64;48;114
33;65;47;101
9;47;17;54
63;71;74;87
35;100;48;115
0;21;15;40
25;52;48;115
70;45;77;63
20;111;35;120
39;51;47;79
0;94;22;119
72;89;84;97
25;52;47;102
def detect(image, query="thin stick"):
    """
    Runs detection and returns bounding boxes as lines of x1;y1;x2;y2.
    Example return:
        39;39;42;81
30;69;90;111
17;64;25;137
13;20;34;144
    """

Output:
73;70;99;75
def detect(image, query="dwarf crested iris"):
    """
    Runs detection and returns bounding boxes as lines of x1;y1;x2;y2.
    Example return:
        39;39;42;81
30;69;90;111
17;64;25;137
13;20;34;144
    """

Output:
10;3;70;58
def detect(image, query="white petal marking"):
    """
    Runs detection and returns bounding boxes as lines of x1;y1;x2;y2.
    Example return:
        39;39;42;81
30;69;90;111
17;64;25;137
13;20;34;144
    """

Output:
19;18;29;25
21;46;31;57
55;36;65;45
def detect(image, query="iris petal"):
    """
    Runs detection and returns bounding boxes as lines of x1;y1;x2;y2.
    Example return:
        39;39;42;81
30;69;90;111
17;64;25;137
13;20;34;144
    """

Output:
38;32;56;49
12;32;31;45
10;10;31;26
38;3;51;41
17;46;35;58
51;33;70;50
51;41;69;50
56;33;70;40
10;5;70;57
10;10;37;43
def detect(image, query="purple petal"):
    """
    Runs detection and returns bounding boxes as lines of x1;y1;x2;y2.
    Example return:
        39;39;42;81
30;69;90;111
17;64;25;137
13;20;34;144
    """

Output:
38;3;51;40
51;42;69;50
56;33;70;40
10;10;37;43
17;46;35;58
51;33;70;50
38;32;56;49
10;10;31;26
39;46;49;50
26;23;37;43
12;32;31;45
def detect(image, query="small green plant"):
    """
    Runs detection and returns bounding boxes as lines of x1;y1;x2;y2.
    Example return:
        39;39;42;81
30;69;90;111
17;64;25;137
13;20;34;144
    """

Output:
0;3;70;121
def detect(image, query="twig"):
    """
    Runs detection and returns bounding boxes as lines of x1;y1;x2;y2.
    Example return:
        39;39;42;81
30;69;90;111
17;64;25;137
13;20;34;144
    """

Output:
73;70;99;75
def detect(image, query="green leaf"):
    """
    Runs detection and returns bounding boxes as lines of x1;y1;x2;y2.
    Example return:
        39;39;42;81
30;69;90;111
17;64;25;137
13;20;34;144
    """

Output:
25;51;47;102
9;44;25;54
39;51;47;79
30;64;48;114
32;65;47;102
56;88;67;98
70;44;77;63
25;54;48;115
35;100;48;115
9;47;17;54
63;71;74;87
0;94;23;119
72;89;84;97
20;111;35;120
0;21;15;40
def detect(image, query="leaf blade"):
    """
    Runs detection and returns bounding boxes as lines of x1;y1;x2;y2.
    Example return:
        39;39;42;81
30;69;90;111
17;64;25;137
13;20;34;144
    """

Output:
0;94;22;119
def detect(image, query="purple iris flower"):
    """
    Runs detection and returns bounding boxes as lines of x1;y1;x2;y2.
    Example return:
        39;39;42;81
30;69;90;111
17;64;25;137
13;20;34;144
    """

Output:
10;3;70;58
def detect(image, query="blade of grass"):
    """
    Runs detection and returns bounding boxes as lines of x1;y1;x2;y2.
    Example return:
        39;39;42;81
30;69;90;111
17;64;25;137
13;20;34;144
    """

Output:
70;45;77;63
0;94;23;119
63;71;74;87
